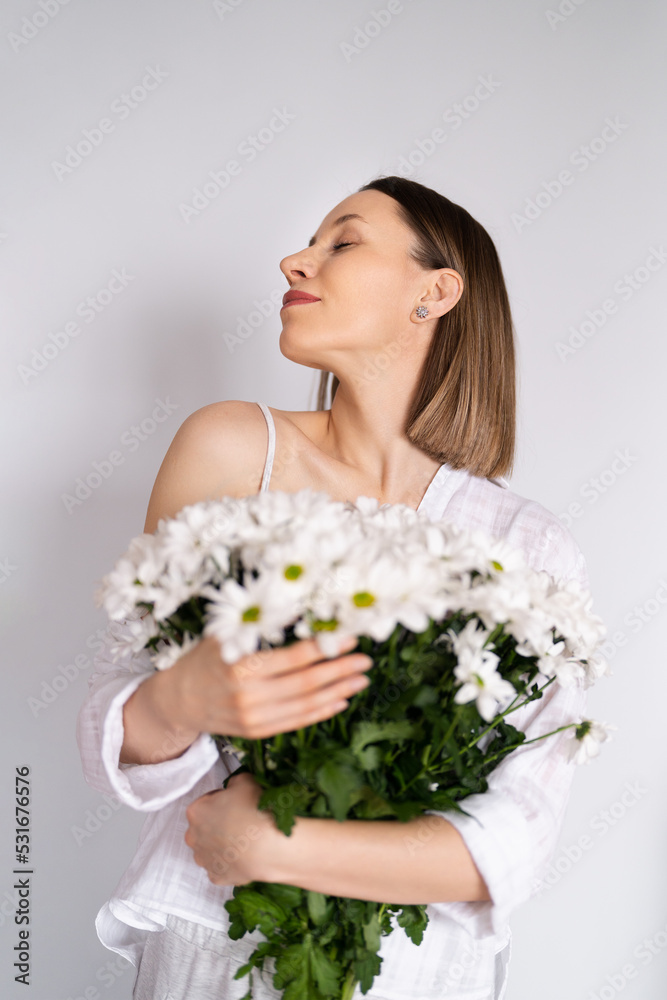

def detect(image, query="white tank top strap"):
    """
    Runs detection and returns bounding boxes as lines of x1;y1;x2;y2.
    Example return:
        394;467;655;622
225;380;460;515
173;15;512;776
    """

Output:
256;402;276;491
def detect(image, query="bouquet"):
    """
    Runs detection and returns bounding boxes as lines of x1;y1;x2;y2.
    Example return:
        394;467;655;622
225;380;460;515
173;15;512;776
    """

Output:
96;489;610;1000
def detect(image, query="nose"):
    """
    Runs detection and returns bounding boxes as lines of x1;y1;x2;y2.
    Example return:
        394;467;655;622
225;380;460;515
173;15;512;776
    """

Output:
279;247;316;286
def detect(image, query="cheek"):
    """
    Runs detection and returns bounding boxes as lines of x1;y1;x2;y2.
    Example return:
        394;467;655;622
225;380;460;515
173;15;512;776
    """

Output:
279;260;410;359
355;271;410;343
338;259;406;322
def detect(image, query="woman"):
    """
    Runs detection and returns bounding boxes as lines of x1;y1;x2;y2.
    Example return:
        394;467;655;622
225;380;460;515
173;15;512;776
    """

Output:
77;176;590;999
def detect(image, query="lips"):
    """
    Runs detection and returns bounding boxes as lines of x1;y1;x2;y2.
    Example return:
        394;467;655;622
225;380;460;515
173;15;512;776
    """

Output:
282;289;321;308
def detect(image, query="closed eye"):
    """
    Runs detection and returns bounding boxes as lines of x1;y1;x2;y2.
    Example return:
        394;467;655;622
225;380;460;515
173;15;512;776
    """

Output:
332;242;353;251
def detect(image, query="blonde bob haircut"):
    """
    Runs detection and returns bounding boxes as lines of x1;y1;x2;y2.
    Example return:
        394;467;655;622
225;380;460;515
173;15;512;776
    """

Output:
316;176;516;481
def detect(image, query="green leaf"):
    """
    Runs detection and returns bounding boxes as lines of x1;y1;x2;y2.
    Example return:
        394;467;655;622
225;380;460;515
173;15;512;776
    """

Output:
309;942;341;995
391;799;427;823
233;959;253;979
306;890;328;926
262;882;305;910
353;785;397;819
356;745;381;770
350;720;421;757
273;942;309;994
315;757;364;822
425;790;475;816
362;910;381;952
258;783;313;836
224;896;249;940
397;904;428;946
235;887;288;937
411;685;439;708
352;951;383;993
310;793;330;817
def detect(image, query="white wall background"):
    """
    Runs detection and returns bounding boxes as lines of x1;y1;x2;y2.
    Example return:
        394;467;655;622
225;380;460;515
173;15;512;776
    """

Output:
1;1;665;998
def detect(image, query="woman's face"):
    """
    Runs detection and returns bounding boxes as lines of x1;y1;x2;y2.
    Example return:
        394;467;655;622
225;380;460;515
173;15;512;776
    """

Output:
278;189;439;374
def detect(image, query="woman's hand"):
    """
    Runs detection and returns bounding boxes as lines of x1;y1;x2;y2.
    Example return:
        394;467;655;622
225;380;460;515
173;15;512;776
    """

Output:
120;634;373;765
156;634;373;739
184;771;281;886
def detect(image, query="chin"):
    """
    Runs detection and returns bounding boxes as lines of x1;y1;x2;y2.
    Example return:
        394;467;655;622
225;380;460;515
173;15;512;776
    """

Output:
278;331;325;370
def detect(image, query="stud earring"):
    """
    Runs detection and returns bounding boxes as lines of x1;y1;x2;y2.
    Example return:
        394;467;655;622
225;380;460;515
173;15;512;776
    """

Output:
415;306;429;318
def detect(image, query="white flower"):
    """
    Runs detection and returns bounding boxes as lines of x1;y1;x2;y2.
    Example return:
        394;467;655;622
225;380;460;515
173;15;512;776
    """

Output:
564;720;616;765
550;655;587;688
483;537;528;576
202;575;291;664
108;613;160;661
104;616;156;669
153;633;200;671
454;659;516;723
97;489;610;768
582;651;613;687
217;740;246;761
449;620;516;722
95;533;165;619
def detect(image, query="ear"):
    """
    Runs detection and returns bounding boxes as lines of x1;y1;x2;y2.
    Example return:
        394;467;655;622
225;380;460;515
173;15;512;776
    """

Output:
414;269;464;321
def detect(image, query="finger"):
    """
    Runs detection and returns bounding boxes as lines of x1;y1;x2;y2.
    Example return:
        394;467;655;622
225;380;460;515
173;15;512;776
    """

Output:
219;657;372;735
239;669;371;738
244;696;353;740
234;636;360;680
265;653;373;704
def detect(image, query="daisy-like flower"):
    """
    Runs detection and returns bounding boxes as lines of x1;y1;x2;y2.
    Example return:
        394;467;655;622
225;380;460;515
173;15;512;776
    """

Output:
564;719;616;764
581;651;612;687
95;533;165;620
449;619;516;722
107;612;160;662
454;657;517;723
483;536;528;577
98;490;610;769
153;633;200;671
158;505;232;581
202;574;292;664
310;546;439;643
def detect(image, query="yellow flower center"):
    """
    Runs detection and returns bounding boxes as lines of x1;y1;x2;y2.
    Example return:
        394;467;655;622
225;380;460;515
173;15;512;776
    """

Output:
353;591;375;607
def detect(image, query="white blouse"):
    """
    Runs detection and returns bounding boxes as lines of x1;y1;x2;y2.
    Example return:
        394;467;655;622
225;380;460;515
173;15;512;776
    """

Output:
77;453;590;1000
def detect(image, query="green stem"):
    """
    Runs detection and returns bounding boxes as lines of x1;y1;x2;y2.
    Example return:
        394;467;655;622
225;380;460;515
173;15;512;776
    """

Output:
341;968;358;1000
463;675;557;752
435;703;465;754
480;721;578;768
254;738;265;777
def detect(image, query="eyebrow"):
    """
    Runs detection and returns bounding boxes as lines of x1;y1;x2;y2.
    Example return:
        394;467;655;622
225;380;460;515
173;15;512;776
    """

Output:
308;214;368;248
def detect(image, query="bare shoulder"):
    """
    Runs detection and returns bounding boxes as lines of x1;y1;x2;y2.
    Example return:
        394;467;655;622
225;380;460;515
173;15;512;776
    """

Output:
143;399;271;533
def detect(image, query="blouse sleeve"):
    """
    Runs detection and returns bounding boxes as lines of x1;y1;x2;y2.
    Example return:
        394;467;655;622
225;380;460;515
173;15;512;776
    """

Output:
75;618;219;812
424;506;591;938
